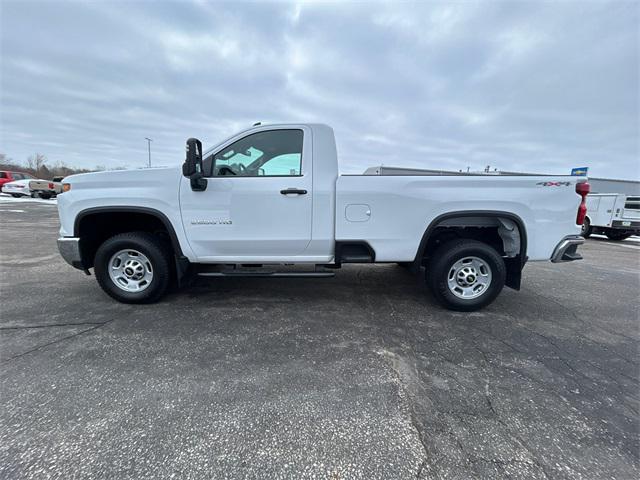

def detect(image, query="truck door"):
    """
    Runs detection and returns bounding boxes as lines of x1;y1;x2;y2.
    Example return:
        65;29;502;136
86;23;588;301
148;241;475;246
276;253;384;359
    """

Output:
179;127;313;260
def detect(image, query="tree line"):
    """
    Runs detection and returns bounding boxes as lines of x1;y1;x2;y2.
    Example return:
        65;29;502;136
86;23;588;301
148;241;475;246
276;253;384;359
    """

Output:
0;153;117;179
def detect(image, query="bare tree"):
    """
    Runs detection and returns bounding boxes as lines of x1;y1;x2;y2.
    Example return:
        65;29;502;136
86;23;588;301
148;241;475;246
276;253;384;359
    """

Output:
27;153;47;177
1;153;96;179
51;159;73;178
0;153;14;172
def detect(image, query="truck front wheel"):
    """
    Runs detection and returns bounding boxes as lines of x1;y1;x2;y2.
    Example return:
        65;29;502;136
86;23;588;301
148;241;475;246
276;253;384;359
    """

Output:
426;239;506;312
94;232;172;304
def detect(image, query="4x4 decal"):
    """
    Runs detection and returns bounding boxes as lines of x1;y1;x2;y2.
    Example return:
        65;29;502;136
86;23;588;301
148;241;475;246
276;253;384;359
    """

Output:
537;181;571;187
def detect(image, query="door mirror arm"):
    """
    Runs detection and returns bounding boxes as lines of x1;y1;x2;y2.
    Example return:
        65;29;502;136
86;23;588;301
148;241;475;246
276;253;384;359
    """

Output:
182;138;208;191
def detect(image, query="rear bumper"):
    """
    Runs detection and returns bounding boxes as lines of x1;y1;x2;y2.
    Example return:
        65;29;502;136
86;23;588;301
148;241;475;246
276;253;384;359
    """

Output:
611;220;640;234
2;188;28;194
551;235;584;263
612;220;640;228
57;237;84;270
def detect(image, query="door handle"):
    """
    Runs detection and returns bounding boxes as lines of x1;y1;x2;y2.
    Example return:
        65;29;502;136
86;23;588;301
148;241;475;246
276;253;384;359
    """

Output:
280;188;307;195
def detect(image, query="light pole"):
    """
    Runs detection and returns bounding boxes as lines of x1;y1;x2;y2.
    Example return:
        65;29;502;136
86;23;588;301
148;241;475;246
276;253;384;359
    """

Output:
145;137;153;167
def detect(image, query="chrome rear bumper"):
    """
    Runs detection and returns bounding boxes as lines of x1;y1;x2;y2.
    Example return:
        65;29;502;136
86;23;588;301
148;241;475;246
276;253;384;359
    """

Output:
551;235;584;263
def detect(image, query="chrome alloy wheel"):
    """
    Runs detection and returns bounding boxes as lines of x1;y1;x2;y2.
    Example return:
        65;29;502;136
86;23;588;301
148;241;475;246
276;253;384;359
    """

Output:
447;256;492;299
108;249;154;292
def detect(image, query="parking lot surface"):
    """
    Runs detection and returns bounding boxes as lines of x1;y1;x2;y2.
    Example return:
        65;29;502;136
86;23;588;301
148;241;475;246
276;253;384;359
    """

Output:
1;200;638;479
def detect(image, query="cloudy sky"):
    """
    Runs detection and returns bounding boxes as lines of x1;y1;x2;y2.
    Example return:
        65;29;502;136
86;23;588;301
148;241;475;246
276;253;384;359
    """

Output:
1;0;638;178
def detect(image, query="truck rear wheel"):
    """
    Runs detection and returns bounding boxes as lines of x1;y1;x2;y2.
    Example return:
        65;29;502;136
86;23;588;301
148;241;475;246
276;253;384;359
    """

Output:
581;218;592;238
94;232;172;304
426;239;506;312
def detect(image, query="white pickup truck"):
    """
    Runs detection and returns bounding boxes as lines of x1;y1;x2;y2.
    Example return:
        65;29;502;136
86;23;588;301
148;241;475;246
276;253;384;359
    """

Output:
57;123;589;311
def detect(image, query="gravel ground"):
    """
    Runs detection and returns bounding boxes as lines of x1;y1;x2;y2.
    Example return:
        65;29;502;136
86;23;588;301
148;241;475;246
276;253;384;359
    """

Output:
0;201;638;479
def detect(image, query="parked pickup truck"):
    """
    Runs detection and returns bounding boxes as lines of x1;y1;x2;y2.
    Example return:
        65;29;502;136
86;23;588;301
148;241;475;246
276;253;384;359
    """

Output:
57;124;589;311
29;176;64;199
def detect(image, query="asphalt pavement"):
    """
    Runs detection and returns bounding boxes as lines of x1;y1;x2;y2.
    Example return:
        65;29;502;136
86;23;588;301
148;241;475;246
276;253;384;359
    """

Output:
1;199;638;479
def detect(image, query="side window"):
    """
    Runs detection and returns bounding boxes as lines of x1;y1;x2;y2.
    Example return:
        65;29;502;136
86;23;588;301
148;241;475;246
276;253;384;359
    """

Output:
214;147;263;175
625;197;640;211
211;129;303;177
260;154;301;176
0;172;7;179
12;173;23;180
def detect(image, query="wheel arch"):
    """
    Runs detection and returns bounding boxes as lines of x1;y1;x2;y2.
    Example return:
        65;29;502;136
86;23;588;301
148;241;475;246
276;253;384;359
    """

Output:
75;206;183;253
414;210;528;290
74;207;188;277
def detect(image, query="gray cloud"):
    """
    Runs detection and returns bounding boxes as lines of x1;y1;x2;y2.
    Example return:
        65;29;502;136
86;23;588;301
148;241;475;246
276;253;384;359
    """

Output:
1;0;638;178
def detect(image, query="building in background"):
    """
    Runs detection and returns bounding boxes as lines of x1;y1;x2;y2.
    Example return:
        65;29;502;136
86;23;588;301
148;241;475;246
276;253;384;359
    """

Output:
587;178;639;196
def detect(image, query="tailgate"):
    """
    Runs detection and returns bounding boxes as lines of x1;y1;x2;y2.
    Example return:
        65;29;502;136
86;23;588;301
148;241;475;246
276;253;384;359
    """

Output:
29;180;56;191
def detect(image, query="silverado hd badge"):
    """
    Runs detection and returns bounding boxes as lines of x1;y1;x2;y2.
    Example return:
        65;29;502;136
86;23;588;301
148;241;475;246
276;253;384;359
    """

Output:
191;219;232;225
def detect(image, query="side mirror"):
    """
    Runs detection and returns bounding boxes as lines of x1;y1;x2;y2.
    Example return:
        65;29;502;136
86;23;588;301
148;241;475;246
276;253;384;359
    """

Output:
182;138;202;177
182;138;207;191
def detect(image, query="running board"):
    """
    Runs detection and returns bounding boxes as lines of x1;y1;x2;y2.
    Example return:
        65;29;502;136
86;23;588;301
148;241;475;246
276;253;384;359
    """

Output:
197;271;335;278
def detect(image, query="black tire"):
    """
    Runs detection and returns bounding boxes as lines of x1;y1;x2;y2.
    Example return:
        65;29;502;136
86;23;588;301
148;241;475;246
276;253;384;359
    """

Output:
94;232;172;304
581;218;592;238
605;231;631;241
11;194;21;198
426;239;506;312
40;193;52;200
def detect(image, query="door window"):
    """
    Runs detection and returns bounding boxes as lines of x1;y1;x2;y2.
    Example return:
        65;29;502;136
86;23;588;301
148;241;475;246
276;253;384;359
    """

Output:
210;129;303;177
260;154;301;176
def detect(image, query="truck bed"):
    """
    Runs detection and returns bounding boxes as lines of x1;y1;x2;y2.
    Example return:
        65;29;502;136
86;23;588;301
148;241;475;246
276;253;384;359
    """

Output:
335;174;582;261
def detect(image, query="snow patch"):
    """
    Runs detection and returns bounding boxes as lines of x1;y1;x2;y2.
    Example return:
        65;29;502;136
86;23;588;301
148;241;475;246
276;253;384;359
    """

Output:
0;193;58;205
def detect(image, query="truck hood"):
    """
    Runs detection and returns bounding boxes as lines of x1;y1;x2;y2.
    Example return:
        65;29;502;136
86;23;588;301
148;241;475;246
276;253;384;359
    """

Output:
64;166;182;189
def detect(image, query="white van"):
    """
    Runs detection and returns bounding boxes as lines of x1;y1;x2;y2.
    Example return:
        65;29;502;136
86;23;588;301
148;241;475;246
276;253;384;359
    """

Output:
583;194;640;240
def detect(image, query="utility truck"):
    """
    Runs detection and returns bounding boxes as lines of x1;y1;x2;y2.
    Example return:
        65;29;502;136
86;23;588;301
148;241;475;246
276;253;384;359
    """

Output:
582;193;639;240
57;124;589;311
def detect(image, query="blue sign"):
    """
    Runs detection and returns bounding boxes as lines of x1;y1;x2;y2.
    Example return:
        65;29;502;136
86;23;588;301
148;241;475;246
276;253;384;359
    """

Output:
571;167;588;176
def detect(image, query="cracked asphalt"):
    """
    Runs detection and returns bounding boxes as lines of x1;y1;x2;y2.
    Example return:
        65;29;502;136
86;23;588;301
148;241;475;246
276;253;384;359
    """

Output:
0;201;638;479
